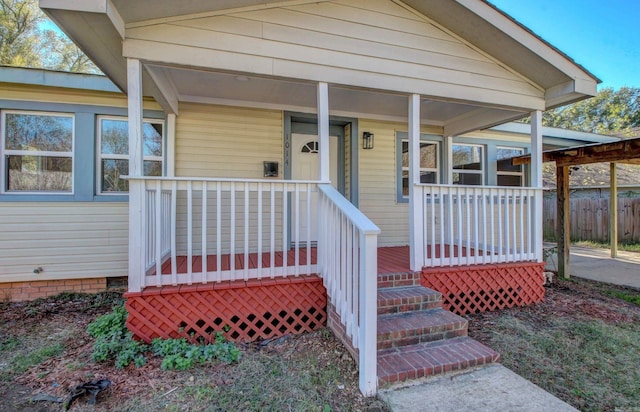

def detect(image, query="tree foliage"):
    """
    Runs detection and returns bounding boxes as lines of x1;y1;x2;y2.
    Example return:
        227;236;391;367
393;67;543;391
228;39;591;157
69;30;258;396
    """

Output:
0;0;99;73
541;87;640;137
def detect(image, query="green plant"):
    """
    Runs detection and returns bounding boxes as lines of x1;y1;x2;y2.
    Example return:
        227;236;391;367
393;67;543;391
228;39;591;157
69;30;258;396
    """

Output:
151;333;240;371
88;306;240;371
87;305;148;369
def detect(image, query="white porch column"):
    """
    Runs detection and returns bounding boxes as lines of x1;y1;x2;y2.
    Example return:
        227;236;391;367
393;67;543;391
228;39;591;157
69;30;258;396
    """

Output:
317;82;330;182
409;94;424;271
166;113;176;177
531;110;544;262
128;58;145;293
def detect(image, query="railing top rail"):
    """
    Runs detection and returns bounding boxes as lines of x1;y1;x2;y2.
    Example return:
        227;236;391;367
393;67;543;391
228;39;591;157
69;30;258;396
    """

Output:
123;176;329;185
415;183;543;191
319;184;381;235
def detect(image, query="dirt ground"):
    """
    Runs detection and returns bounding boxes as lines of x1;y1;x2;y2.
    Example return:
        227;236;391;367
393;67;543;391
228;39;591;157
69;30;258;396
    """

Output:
0;292;387;412
1;276;639;411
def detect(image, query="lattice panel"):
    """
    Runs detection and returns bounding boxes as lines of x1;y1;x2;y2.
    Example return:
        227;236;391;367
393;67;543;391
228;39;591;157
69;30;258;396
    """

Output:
125;276;327;343
421;262;545;315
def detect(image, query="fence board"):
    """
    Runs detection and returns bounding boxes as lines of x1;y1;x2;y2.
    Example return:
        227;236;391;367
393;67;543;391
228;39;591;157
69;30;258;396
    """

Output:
543;197;640;243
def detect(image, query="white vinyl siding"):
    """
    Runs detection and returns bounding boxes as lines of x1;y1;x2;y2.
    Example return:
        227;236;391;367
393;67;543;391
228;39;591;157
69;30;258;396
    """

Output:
0;203;128;282
175;103;283;178
124;0;544;109
174;103;284;254
358;119;442;247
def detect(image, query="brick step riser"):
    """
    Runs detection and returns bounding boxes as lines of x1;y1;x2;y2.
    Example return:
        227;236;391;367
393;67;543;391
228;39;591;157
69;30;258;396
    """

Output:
377;299;442;315
377;323;468;350
377;272;422;289
376;337;501;387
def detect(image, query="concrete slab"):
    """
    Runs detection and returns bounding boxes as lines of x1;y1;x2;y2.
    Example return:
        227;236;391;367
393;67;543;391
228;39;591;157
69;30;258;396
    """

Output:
380;364;577;412
545;245;640;289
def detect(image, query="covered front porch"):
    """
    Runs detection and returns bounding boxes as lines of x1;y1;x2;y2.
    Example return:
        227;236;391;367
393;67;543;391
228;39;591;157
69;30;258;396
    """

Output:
42;0;598;395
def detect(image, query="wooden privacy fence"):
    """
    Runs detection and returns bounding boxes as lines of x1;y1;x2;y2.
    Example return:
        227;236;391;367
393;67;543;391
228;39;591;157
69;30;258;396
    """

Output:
543;197;640;243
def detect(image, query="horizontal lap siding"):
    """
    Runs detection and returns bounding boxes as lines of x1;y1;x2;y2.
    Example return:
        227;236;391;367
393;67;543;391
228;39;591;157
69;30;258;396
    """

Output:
0;203;128;282
175;103;283;178
0;83;160;109
174;103;285;253
358;119;441;247
125;0;543;108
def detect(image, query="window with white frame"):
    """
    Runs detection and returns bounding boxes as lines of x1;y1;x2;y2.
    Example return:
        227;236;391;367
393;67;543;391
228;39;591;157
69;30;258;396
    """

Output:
98;117;163;193
496;146;525;186
400;140;439;198
452;143;484;185
2;110;74;193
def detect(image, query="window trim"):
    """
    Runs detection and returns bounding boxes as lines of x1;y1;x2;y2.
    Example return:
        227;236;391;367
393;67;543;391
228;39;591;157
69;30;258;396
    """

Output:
1;110;75;195
496;145;525;187
396;134;442;203
96;115;165;195
451;142;484;186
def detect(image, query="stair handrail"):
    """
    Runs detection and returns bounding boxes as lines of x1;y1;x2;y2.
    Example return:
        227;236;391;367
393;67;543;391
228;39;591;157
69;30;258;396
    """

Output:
317;183;380;396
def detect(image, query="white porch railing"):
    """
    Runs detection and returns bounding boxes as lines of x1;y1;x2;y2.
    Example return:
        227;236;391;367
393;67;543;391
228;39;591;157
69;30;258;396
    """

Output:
130;177;325;291
418;184;543;267
318;184;380;397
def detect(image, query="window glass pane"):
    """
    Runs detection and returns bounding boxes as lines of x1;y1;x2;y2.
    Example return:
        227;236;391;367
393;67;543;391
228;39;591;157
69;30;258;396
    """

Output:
6;155;72;192
498;175;523;186
497;147;524;172
100;119;129;155
401;141;409;168
5;113;72;152
453;172;482;185
144;160;162;176
143;123;163;156
402;170;409;196
420;143;437;169
101;120;163;156
101;159;129;192
420;171;437;184
452;144;483;170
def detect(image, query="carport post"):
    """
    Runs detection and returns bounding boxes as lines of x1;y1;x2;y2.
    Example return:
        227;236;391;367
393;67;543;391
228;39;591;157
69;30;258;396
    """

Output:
557;165;570;278
610;162;618;258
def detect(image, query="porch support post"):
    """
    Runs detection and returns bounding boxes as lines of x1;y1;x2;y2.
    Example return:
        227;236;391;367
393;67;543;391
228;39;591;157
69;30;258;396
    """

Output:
127;58;145;293
610;162;618;258
409;94;424;271
166;113;176;178
317;82;330;182
531;110;543;263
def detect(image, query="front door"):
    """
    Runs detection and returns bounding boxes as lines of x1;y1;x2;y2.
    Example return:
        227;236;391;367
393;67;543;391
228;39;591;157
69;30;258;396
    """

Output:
291;133;338;244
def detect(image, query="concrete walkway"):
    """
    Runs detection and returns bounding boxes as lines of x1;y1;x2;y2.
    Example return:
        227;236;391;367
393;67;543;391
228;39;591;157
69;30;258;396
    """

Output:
545;245;640;289
380;364;577;412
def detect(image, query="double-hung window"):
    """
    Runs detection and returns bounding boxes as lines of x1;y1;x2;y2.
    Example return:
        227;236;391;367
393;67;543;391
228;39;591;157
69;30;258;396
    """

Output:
496;146;525;186
2;110;74;193
452;143;484;185
400;140;439;199
98;116;163;193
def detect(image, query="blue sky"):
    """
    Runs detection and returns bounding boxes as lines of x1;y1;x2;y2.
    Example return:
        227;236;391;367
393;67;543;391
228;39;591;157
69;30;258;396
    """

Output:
489;0;640;90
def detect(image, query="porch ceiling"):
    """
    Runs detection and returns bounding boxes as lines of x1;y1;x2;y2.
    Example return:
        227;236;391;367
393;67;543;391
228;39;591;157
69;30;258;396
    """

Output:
146;64;509;127
40;0;597;133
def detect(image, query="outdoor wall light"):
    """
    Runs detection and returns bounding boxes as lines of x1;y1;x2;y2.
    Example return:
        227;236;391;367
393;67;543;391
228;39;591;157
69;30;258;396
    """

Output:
362;132;374;149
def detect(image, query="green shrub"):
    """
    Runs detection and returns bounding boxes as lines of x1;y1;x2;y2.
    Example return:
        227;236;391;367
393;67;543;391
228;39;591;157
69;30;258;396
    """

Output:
151;333;240;371
88;305;240;370
87;305;148;369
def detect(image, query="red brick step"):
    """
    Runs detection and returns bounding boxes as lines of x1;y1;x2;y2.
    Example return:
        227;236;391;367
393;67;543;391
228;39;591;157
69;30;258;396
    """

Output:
377;336;500;387
377;286;442;315
377;308;467;350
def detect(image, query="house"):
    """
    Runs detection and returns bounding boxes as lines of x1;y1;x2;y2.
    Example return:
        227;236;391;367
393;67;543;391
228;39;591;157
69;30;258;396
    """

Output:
2;0;600;395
